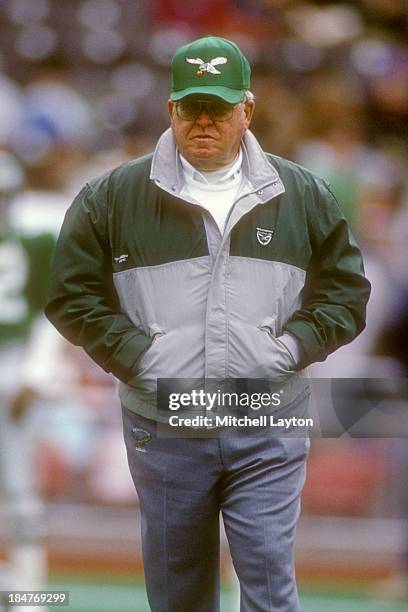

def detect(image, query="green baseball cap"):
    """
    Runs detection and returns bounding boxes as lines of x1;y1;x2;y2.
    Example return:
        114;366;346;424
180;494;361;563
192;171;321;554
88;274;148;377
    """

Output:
170;35;251;104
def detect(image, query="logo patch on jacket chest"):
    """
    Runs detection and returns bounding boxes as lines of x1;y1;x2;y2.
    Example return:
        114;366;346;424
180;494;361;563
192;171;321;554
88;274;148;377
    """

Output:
256;227;274;246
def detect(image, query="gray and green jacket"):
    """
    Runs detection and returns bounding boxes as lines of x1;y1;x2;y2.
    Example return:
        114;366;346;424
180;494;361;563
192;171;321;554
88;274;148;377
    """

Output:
45;129;370;419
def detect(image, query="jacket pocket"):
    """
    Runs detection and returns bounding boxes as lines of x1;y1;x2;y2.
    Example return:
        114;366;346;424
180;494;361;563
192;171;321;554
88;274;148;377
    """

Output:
134;328;166;378
227;318;296;380
258;315;297;369
127;326;205;394
128;324;165;378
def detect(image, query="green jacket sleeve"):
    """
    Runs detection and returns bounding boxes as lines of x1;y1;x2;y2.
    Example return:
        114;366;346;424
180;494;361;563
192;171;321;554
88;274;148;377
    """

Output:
44;182;151;383
283;180;371;368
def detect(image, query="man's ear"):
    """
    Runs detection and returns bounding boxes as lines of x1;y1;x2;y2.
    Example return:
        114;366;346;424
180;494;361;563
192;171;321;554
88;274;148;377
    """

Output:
244;99;255;128
167;100;175;119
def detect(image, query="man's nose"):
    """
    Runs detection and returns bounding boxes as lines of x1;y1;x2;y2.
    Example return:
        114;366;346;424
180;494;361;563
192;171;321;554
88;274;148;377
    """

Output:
195;107;213;126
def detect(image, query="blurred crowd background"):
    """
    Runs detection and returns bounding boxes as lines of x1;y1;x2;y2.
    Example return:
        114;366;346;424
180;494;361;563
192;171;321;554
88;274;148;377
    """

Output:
0;0;408;606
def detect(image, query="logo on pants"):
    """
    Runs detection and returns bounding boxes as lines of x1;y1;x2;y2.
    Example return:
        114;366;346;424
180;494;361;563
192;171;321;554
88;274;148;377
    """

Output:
131;428;152;452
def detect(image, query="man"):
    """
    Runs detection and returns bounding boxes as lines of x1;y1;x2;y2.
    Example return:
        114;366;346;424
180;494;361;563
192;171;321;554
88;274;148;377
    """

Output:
45;36;370;611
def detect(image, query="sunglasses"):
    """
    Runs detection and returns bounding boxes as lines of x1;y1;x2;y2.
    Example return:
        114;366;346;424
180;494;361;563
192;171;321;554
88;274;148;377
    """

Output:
175;99;240;122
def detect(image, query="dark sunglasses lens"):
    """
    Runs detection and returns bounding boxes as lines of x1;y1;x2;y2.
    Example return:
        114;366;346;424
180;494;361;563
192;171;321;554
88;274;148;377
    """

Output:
176;100;234;121
208;102;232;120
177;100;201;120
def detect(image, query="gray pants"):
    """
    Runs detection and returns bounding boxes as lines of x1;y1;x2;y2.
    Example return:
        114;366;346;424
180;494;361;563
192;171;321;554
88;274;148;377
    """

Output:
122;401;309;612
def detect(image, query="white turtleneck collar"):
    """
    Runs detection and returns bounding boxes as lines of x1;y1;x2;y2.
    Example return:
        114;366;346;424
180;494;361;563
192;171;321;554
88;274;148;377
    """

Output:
179;149;243;187
178;148;246;235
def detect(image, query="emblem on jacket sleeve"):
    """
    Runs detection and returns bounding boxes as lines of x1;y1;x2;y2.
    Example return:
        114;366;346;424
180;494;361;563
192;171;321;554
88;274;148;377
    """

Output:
114;254;129;264
256;227;274;246
186;57;228;76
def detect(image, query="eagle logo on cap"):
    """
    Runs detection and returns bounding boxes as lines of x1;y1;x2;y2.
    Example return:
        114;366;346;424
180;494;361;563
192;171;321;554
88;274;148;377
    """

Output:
186;56;228;76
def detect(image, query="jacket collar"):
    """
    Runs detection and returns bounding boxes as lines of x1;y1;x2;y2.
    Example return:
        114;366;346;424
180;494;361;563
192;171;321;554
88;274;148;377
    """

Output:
150;128;285;200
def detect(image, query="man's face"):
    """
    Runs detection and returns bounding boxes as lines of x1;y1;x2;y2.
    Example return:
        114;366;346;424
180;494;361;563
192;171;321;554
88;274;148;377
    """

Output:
168;95;255;171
